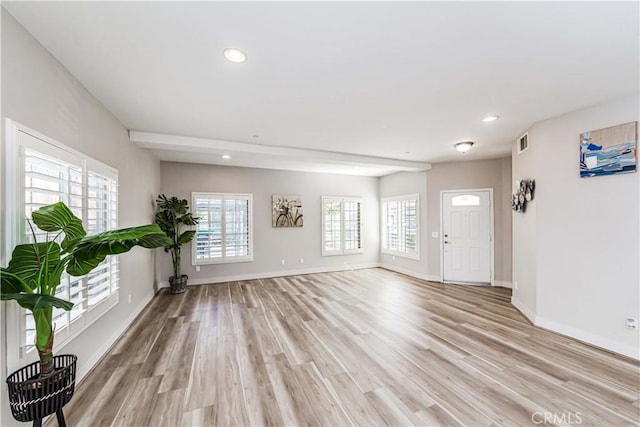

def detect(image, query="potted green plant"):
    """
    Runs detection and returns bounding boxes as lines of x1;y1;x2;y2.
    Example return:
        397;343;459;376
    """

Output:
154;194;199;294
1;202;171;425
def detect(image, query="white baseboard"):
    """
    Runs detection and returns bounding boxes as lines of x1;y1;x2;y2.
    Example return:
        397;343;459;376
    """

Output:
535;316;640;360
74;291;155;382
494;280;512;288
511;296;639;360
511;296;536;323
160;263;443;290
158;262;381;288
379;263;440;283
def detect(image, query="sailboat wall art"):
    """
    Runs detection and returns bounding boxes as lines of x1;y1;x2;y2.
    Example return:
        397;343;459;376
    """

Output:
580;121;637;178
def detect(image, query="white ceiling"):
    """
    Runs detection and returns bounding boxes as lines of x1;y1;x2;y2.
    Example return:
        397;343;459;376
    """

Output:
4;1;639;176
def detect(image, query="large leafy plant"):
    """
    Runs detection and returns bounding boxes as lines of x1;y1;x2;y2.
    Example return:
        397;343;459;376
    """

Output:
0;202;171;376
154;195;199;281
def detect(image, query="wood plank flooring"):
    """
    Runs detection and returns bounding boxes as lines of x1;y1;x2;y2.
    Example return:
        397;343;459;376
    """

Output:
49;268;639;426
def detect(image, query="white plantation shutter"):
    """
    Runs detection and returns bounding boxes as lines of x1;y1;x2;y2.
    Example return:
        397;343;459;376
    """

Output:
323;198;342;253
23;147;83;350
382;194;419;259
15;127;119;358
193;193;253;264
343;200;362;252
400;199;418;254
225;198;250;258
322;197;363;256
86;172;118;307
382;200;398;251
195;197;223;261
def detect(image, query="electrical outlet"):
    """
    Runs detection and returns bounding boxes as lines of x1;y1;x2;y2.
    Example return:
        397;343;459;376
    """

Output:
299;258;304;264
626;318;637;330
514;281;518;290
281;259;286;266
128;294;132;304
195;266;200;272
392;256;395;261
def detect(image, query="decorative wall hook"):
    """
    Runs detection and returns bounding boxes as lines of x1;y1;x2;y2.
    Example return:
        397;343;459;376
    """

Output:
512;179;535;213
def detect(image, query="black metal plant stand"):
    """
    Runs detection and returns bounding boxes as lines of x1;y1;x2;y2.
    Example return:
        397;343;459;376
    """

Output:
6;354;77;427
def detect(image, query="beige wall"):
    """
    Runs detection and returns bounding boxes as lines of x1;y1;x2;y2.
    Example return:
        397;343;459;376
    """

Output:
159;162;380;283
161;163;513;287
1;11;160;425
512;93;639;359
426;158;512;284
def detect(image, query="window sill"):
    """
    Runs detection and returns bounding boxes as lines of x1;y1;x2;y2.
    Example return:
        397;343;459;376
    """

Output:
192;257;254;266
322;250;365;257
23;293;119;364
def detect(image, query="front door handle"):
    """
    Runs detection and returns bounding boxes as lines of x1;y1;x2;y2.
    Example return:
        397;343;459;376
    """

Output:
444;240;450;244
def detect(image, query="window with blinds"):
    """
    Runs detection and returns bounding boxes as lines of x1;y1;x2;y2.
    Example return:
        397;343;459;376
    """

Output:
381;194;419;259
192;193;253;264
322;197;363;256
17;128;119;356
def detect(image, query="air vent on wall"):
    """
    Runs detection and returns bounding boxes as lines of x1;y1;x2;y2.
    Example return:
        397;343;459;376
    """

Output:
518;132;529;154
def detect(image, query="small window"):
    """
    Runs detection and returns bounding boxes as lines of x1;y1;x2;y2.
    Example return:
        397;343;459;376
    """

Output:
192;193;253;264
518;132;529;153
322;197;363;256
451;195;481;206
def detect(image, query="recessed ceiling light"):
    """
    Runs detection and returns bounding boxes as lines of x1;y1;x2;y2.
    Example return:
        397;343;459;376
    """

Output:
454;141;474;153
223;48;247;63
252;135;260;138
221;154;231;159
482;115;499;122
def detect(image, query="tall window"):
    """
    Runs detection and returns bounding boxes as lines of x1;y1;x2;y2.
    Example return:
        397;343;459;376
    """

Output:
381;194;419;259
192;193;253;264
7;122;119;360
322;197;363;256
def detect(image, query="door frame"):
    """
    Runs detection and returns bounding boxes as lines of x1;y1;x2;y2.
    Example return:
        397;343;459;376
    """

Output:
439;188;495;286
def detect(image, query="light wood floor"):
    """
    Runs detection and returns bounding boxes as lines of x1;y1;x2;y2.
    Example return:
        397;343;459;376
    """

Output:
50;268;639;426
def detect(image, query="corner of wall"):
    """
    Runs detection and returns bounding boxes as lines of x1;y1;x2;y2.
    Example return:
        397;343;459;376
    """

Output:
511;93;640;360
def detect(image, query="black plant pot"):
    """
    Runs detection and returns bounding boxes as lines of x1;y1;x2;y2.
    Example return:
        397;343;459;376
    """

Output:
169;274;188;294
6;354;77;427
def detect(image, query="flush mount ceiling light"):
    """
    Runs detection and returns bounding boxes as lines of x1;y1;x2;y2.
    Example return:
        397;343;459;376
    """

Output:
221;154;231;159
454;141;474;153
223;48;247;63
482;115;499;122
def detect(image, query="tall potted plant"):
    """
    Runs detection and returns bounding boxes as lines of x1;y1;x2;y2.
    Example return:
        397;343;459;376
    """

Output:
154;194;199;294
1;202;171;425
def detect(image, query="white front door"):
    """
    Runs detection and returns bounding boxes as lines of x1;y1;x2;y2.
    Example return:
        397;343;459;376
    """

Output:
442;190;492;284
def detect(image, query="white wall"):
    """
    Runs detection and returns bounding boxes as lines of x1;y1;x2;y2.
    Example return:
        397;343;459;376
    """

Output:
159;162;380;283
1;10;161;425
512;93;640;359
378;171;430;279
501;158;513;283
511;131;538;317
